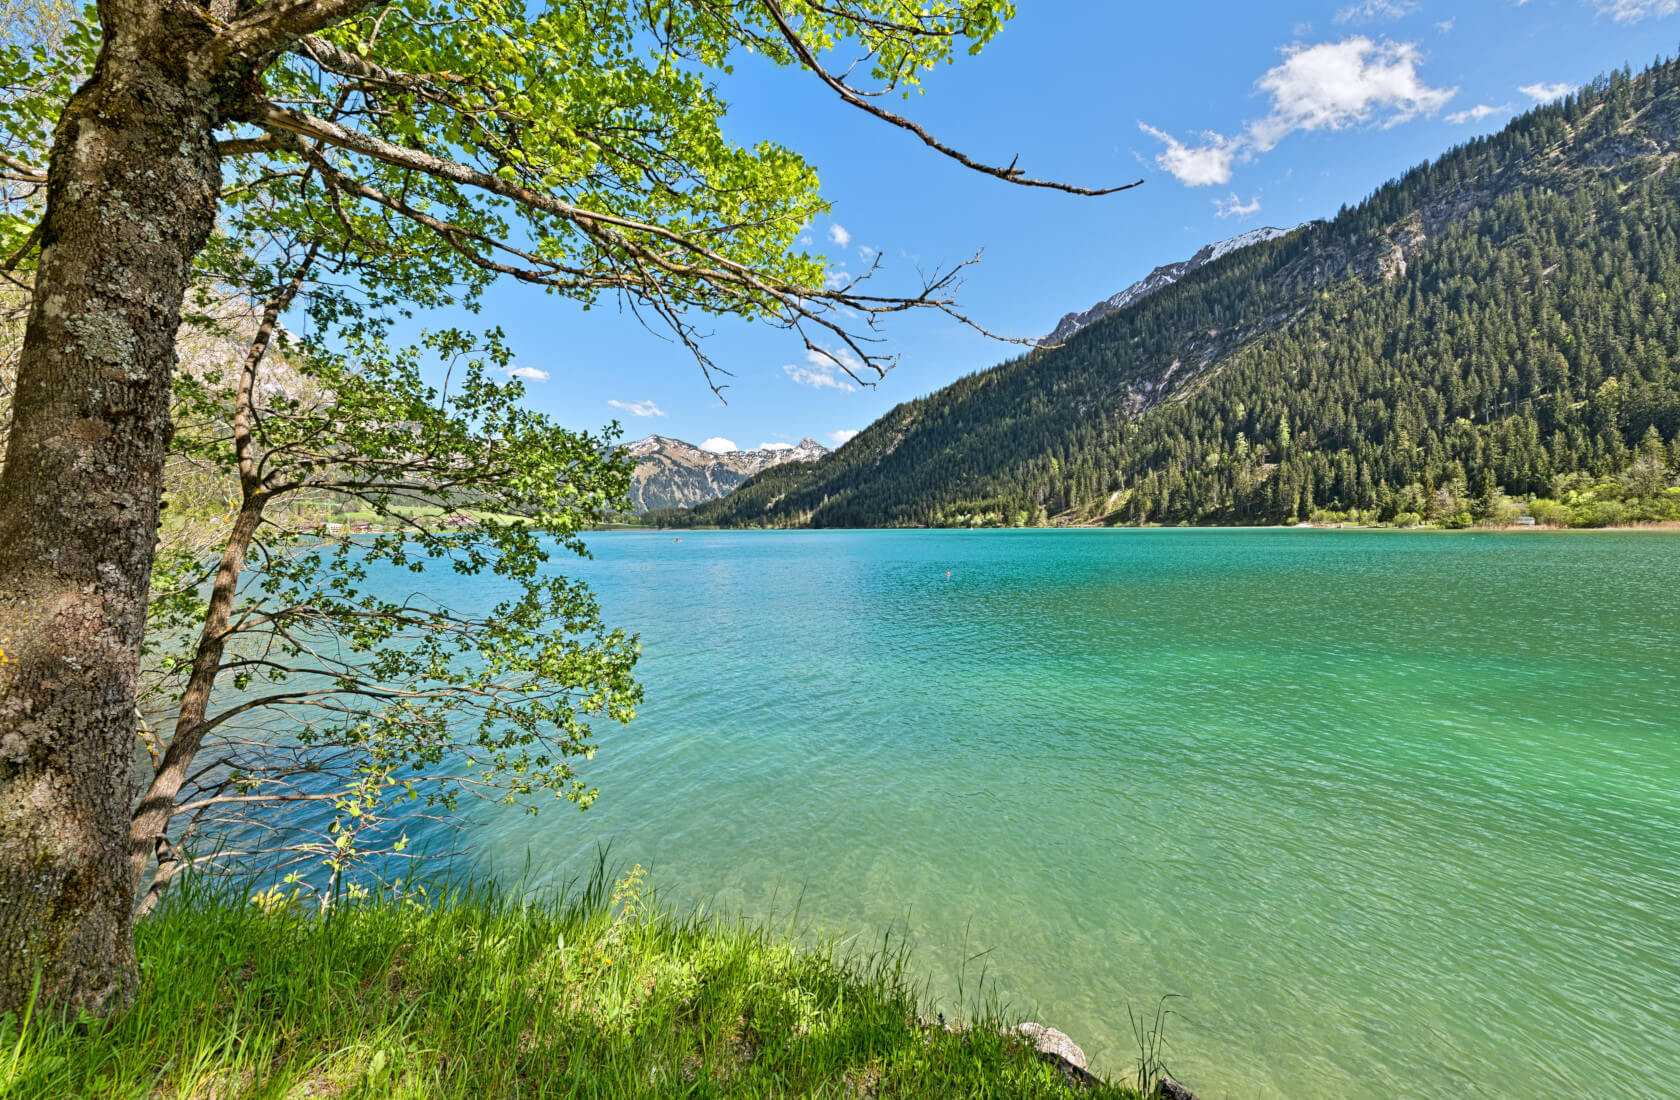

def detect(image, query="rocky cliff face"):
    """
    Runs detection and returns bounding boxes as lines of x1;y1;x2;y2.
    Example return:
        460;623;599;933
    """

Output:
625;435;829;511
1041;227;1295;346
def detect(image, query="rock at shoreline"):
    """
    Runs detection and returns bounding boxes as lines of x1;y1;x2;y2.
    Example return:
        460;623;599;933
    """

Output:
1010;1022;1088;1069
1010;1022;1105;1090
920;1016;1201;1097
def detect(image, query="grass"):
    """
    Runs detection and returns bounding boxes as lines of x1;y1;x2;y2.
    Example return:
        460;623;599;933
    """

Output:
0;869;1147;1099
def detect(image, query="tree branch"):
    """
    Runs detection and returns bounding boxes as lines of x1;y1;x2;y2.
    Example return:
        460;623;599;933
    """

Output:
250;102;1038;385
219;0;390;62
756;0;1142;197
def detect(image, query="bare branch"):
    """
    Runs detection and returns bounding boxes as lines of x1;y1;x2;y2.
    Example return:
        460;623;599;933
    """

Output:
218;0;390;62
218;134;284;157
294;33;463;89
0;150;47;184
756;0;1142;197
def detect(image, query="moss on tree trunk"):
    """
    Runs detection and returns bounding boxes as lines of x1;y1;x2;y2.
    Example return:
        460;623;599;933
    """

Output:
0;7;225;1015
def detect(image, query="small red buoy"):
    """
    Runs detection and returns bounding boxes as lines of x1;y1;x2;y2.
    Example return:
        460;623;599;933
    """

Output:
945;571;951;578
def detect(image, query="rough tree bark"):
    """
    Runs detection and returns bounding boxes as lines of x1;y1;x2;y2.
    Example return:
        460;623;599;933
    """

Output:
0;6;233;1016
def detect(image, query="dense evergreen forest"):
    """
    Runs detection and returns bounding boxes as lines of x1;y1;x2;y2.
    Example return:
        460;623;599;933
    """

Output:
659;57;1680;529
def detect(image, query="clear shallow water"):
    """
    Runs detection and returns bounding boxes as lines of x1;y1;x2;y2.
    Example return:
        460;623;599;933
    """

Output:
440;529;1678;1098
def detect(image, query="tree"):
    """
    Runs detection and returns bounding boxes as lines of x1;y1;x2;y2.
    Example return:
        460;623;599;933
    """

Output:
0;1;1132;1014
134;316;641;918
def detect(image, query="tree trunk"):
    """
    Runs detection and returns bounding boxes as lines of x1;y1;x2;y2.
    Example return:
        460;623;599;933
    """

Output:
0;13;227;1015
128;499;265;895
130;250;310;901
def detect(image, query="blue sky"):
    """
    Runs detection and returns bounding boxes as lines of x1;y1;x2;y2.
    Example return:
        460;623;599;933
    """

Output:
465;0;1680;454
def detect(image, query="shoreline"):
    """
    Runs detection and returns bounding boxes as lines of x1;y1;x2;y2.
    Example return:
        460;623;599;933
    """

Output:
625;520;1680;534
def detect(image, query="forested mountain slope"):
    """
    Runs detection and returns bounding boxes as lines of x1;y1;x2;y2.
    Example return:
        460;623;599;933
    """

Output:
663;59;1680;529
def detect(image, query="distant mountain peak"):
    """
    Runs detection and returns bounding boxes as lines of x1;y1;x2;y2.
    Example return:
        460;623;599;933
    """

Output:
624;434;830;512
1043;226;1296;346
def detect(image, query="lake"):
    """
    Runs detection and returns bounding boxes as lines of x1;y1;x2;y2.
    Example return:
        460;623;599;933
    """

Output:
446;529;1679;1098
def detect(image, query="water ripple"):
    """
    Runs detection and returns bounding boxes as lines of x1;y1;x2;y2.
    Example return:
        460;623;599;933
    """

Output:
445;530;1680;1099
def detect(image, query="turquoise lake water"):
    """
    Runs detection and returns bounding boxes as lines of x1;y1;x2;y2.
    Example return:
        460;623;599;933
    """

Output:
448;529;1678;1098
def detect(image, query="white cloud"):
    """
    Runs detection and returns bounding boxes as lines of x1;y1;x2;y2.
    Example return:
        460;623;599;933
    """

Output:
698;437;738;454
1592;0;1678;21
828;223;851;248
824;269;853;289
1446;103;1510;124
759;442;794;451
829;429;860;445
1248;38;1455;151
1142;37;1453;188
504;366;549;382
1215;192;1262;218
1435;18;1455;33
1138;123;1238;186
858;245;877;261
1334;1;1416;23
783;348;861;392
1519;81;1577;103
608;398;666;417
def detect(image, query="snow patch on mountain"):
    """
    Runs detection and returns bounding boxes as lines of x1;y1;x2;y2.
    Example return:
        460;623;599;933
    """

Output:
1043;226;1296;346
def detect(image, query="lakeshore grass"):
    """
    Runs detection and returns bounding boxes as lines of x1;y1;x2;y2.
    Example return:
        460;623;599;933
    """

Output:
0;871;1145;1099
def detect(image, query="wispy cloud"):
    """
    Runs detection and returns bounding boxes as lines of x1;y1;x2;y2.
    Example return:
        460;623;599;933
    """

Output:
1519;81;1577;103
784;348;861;392
608;398;666;417
828;223;851;248
698;437;738;454
1591;0;1678;22
1215;192;1262;218
1334;1;1416;23
1446;102;1510;124
504;366;549;382
1141;36;1454;187
829;429;860;445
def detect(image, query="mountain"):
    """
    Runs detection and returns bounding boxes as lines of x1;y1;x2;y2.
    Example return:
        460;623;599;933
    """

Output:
659;59;1680;529
624;435;828;512
1042;226;1294;345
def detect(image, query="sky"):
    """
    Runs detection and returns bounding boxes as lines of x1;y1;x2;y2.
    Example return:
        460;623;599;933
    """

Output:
438;0;1680;455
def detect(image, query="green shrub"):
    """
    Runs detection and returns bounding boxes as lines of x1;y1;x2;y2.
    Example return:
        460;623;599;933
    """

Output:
1525;498;1571;527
